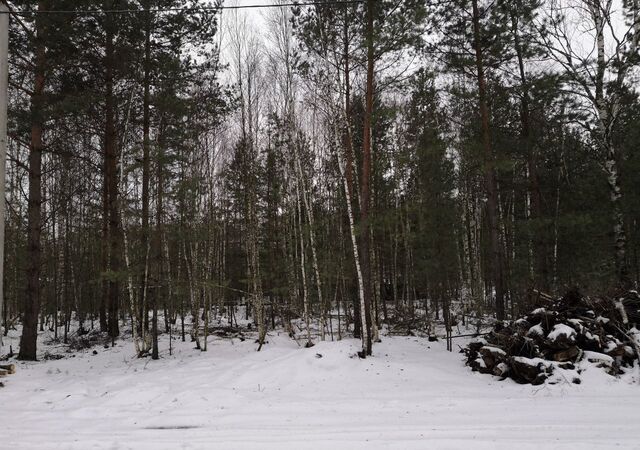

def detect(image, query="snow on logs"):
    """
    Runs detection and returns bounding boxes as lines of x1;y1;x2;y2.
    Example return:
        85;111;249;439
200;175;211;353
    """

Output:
464;289;640;385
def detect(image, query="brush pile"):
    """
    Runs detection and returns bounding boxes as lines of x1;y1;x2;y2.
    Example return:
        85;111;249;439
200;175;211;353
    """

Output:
67;329;112;351
464;289;640;384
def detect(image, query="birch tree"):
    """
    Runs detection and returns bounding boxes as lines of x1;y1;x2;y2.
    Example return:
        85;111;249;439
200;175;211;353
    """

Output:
541;0;640;287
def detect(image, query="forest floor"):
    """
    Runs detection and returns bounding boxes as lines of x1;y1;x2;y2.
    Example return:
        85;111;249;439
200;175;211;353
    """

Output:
2;323;640;450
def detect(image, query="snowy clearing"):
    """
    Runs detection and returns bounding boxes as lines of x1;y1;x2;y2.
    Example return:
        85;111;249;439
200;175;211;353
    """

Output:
2;330;640;450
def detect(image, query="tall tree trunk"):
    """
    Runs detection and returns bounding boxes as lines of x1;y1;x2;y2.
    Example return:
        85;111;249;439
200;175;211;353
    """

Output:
471;0;506;320
105;6;120;338
19;2;46;360
294;174;311;345
118;92;141;355
140;0;152;335
590;3;631;288
605;155;628;286
151;122;164;360
358;0;375;356
341;13;364;338
334;116;367;354
100;181;108;332
511;11;547;291
184;242;200;349
248;195;266;349
292;138;324;342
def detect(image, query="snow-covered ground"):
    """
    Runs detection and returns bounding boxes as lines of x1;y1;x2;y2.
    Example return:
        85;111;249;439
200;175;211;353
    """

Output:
2;326;640;450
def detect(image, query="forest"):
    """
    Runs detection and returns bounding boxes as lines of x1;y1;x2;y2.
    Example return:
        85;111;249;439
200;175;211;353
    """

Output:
2;0;640;448
2;0;639;360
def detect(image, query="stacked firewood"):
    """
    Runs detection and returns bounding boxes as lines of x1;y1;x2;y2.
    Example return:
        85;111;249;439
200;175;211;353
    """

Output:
464;289;640;384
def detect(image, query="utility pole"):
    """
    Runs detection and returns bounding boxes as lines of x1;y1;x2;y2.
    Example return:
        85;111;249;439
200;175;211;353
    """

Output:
0;3;8;350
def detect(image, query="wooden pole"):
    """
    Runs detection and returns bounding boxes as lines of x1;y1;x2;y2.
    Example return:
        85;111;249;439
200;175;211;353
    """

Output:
0;4;9;351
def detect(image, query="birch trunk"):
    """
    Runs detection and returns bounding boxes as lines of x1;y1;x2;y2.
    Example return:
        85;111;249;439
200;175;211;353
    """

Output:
292;139;324;341
333;121;368;356
294;175;312;346
587;0;636;287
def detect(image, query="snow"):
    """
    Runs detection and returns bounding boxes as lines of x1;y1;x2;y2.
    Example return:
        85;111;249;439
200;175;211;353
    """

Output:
3;328;640;449
616;301;629;324
605;341;618;352
527;324;544;337
512;356;549;366
481;345;506;356
548;324;577;340
583;351;614;364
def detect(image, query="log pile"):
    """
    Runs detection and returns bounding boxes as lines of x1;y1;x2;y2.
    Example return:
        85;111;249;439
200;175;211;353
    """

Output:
463;289;640;385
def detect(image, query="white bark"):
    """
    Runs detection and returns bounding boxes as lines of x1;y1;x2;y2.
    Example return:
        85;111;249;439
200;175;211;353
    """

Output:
544;0;639;285
184;242;200;349
118;85;146;356
292;140;325;341
294;174;312;345
332;121;368;352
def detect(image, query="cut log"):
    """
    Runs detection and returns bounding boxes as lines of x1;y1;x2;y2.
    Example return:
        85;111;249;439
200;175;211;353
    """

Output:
0;364;16;374
546;324;577;350
479;345;506;371
510;356;551;385
493;362;509;377
553;346;579;362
